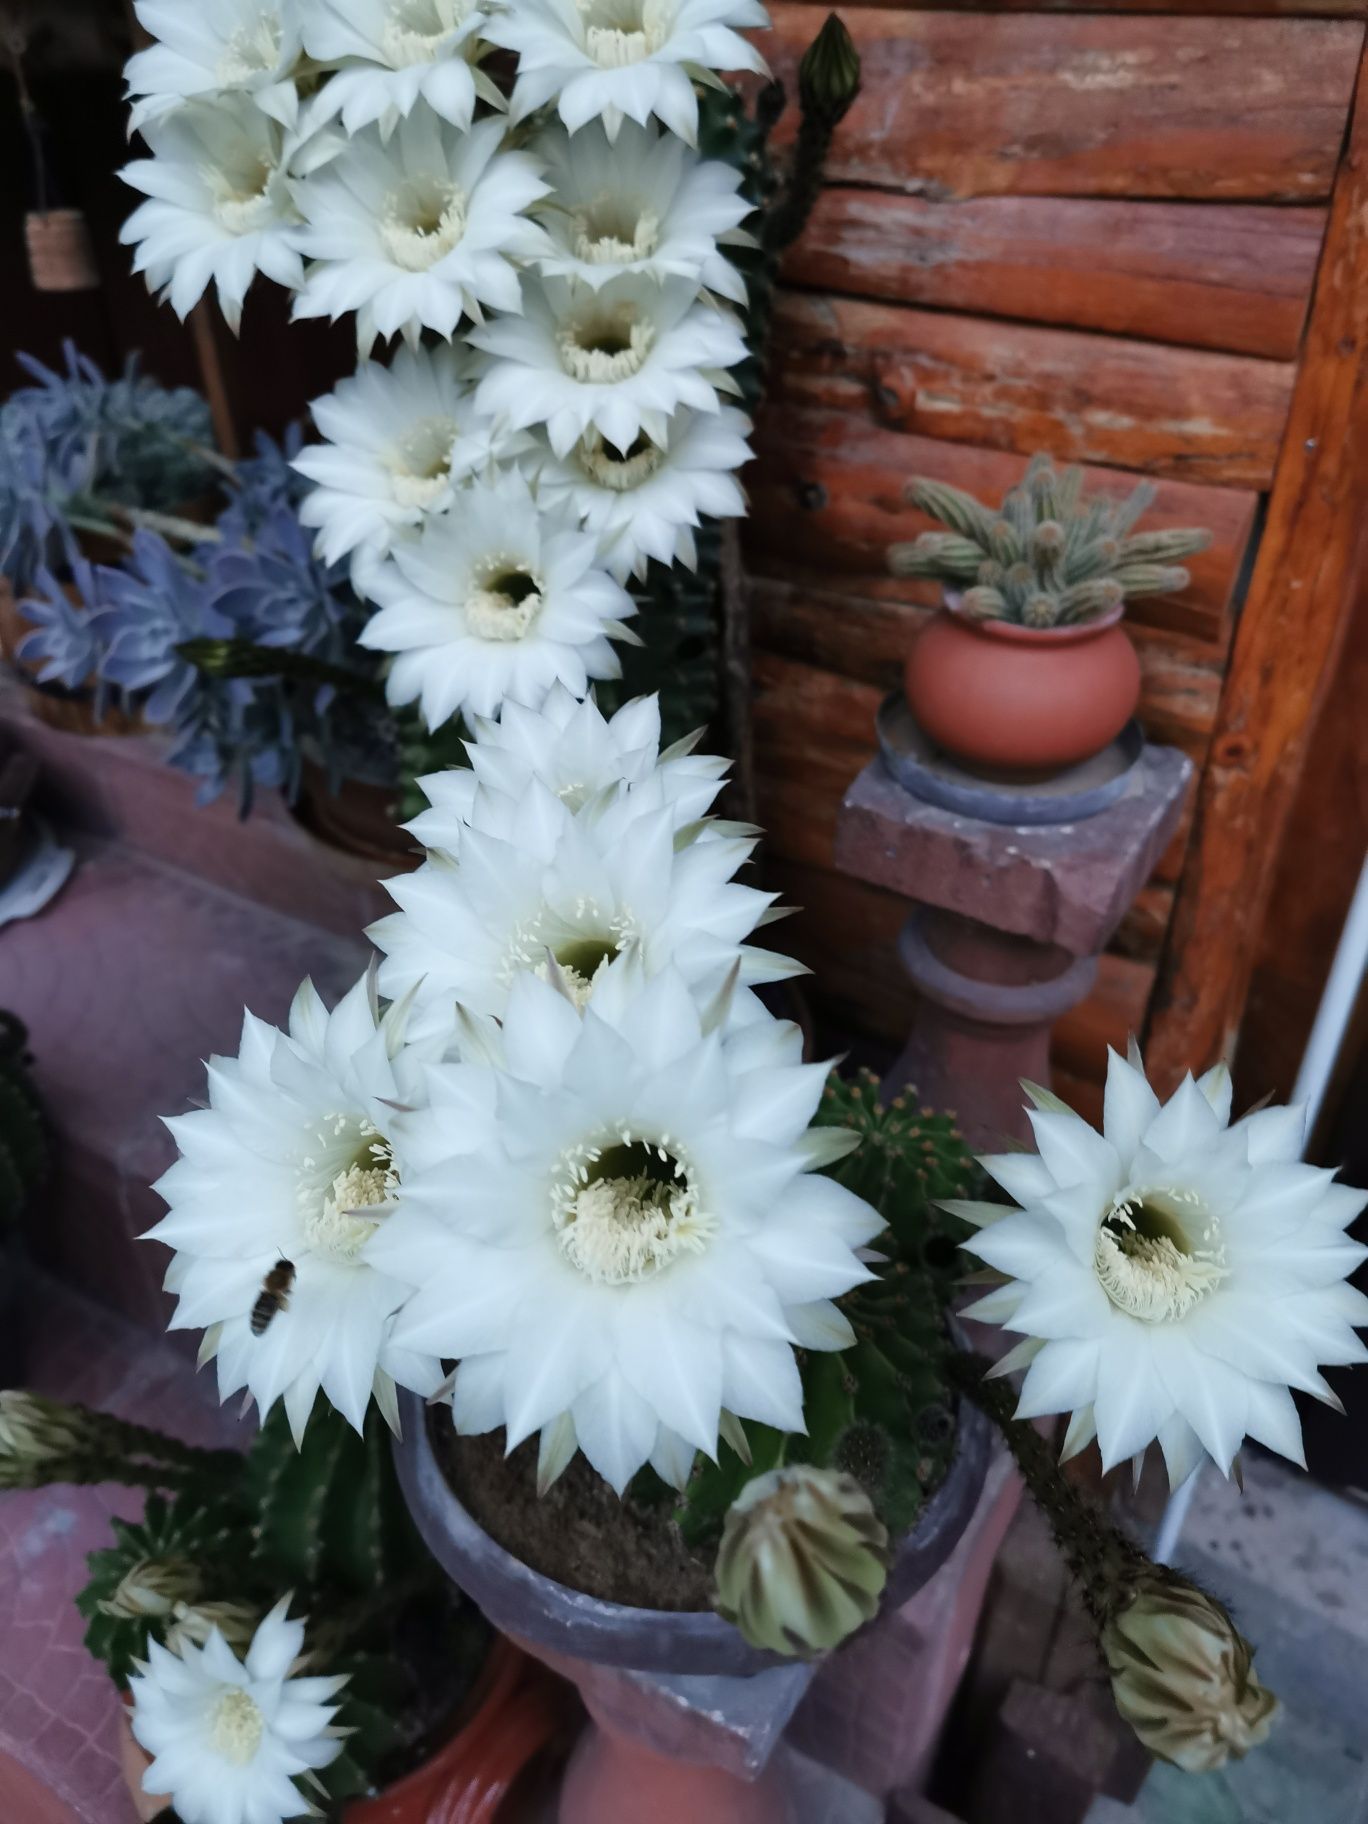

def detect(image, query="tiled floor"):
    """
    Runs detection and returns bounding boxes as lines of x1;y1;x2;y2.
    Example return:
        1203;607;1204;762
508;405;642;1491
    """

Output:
0;1277;249;1824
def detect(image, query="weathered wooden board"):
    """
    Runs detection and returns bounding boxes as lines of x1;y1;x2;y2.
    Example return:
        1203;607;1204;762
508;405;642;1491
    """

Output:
761;10;1362;200
1146;53;1368;1089
780;2;1368;15
1234;580;1368;1110
784;193;1326;361
743;405;1259;648
765;292;1295;488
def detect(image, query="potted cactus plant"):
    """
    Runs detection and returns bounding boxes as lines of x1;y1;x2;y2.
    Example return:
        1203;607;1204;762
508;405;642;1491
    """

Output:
888;455;1211;777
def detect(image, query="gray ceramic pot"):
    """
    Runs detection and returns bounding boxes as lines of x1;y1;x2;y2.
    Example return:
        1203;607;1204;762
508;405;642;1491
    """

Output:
394;1391;992;1678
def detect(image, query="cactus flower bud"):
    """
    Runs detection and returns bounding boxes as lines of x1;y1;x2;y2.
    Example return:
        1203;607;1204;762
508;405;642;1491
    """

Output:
1103;1579;1277;1772
714;1465;889;1656
100;1558;203;1622
0;1391;89;1481
798;14;862;129
164;1598;262;1656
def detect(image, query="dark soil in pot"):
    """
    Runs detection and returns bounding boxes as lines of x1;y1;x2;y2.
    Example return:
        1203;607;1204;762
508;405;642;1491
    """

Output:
434;1416;714;1611
432;1404;959;1615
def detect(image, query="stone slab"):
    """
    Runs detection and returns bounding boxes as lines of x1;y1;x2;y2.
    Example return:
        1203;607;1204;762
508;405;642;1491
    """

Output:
835;746;1192;956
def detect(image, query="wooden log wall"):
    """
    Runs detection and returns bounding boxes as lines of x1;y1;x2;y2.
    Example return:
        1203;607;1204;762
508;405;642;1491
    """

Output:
4;5;1368;1124
746;4;1368;1121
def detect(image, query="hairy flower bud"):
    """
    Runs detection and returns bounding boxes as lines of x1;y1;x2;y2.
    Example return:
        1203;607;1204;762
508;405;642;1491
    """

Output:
0;1391;88;1482
100;1558;203;1622
714;1464;889;1657
797;14;862;128
164;1598;262;1657
1104;1579;1277;1772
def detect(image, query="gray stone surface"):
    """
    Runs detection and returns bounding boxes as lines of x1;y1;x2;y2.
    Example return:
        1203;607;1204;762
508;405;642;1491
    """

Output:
836;744;1192;956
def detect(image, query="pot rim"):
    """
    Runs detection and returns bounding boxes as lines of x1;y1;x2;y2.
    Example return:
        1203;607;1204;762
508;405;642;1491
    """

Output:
942;587;1126;643
393;1387;992;1677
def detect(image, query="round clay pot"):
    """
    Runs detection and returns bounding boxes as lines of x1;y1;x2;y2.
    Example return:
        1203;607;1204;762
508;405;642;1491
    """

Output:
117;1636;568;1823
904;601;1141;777
395;1396;990;1823
394;1393;991;1677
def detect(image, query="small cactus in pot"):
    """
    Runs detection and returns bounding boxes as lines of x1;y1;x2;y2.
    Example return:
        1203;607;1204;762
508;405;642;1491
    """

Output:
889;455;1211;628
887;455;1211;776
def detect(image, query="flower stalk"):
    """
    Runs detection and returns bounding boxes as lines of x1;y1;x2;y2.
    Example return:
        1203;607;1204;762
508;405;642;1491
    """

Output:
175;637;386;699
763;14;862;255
0;1392;241;1492
950;1352;1278;1770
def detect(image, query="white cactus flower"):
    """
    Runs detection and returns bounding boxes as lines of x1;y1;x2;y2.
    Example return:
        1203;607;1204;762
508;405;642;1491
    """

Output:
952;1048;1368;1487
368;964;880;1492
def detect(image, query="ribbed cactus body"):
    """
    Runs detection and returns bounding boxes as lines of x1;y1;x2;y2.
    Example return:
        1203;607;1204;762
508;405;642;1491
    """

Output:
887;454;1210;627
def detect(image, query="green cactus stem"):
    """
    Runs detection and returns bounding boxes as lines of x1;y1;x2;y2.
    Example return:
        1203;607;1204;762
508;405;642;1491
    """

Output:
888;454;1210;628
0;1391;242;1492
947;1352;1277;1771
176;637;385;700
762;14;862;256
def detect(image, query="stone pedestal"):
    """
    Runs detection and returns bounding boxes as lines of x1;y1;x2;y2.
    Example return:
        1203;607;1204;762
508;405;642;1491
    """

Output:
834;746;1192;1148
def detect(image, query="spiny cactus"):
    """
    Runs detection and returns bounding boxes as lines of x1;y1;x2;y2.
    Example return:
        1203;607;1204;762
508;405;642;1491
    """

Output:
0;1011;46;1225
244;1399;430;1599
888;454;1211;628
813;1067;974;1286
77;1492;254;1687
678;1070;973;1570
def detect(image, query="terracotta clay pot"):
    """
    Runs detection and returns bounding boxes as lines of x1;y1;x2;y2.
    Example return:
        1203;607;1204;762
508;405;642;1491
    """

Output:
118;1636;570;1823
25;209;99;292
904;601;1141;777
394;1393;991;1823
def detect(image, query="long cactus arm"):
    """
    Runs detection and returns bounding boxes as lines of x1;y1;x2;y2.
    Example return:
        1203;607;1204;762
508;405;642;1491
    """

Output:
1117;527;1212;565
888;532;987;581
1114;562;1190;598
1058;578;1125;621
1105;478;1159;537
906;478;1000;546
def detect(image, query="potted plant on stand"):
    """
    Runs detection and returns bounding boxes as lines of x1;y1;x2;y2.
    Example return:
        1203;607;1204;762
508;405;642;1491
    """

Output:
1;1391;574;1822
888;456;1211;777
14;0;1354;1814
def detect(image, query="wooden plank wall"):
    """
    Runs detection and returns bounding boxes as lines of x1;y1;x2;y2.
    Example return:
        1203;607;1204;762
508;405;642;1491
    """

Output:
5;10;1366;1126
746;6;1364;1120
